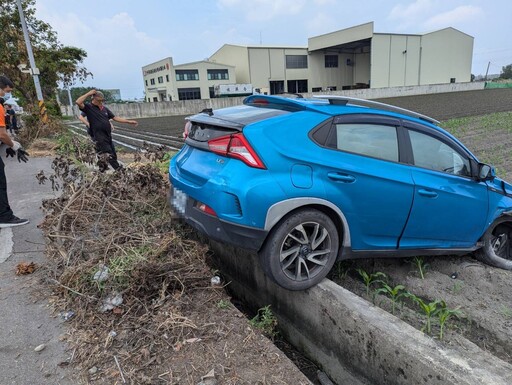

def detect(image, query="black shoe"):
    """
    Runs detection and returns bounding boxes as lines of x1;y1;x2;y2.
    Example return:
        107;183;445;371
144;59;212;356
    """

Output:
0;216;29;228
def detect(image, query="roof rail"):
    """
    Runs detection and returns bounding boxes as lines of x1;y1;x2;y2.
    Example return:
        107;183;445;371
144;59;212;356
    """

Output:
313;95;440;125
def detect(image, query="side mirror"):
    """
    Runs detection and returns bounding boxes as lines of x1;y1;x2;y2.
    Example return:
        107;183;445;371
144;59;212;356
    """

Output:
477;163;495;181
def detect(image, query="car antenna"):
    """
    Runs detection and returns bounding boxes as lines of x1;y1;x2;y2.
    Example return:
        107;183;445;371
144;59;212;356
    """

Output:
200;108;213;116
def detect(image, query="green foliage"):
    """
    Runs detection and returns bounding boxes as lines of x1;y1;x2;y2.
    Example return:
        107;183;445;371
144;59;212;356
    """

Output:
0;0;90;108
409;256;428;279
501;64;512;79
357;269;387;297
250;305;278;340
451;281;464;295
500;305;512;319
108;246;149;288
330;260;352;280
437;301;463;340
217;299;231;310
375;283;408;315
56;131;91;157
410;296;441;334
57;87;116;106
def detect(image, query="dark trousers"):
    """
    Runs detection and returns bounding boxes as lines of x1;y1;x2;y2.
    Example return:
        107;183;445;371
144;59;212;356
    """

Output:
95;138;120;172
0;157;13;220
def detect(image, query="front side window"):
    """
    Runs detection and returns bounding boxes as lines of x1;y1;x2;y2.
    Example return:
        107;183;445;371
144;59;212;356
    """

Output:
333;123;399;162
175;70;199;81
158;76;164;83
409;130;471;176
286;55;308;69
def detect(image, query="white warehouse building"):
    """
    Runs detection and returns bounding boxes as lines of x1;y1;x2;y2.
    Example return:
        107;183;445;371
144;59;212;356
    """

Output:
142;22;473;101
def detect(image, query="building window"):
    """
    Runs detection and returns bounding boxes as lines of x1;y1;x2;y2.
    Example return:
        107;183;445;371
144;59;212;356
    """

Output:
145;80;148;86
312;87;322;92
286;55;308;69
287;79;308;93
325;55;338;68
207;69;229;80
175;70;199;81
158;76;164;83
153;97;158;102
178;87;201;100
166;75;169;82
150;78;155;85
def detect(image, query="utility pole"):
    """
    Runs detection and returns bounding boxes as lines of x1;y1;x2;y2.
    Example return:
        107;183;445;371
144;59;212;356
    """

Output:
16;0;47;123
484;61;491;81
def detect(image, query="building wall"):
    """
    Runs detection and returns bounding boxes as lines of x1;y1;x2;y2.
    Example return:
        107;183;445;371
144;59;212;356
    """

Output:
173;62;236;100
142;57;175;102
420;28;473;84
371;34;422;88
210;45;251;84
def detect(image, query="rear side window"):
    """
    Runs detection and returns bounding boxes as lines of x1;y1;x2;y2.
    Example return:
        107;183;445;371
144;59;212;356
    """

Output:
333;123;399;162
409;130;471;177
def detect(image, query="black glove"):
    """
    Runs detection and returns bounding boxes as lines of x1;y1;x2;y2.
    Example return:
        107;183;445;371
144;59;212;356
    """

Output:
17;148;29;163
6;147;16;158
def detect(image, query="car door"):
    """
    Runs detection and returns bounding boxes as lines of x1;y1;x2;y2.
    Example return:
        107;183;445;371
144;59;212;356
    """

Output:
318;115;415;250
399;123;489;249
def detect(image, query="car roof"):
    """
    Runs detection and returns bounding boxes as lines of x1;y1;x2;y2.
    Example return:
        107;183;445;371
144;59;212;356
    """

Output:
243;94;440;125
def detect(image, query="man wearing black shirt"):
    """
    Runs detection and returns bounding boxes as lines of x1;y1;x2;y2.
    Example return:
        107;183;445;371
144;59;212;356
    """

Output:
76;89;138;171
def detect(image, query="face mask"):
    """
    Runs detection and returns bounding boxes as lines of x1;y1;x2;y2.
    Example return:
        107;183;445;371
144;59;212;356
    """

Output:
2;92;12;101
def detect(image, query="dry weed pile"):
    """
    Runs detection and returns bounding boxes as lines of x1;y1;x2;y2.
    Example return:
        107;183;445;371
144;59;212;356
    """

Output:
38;138;213;383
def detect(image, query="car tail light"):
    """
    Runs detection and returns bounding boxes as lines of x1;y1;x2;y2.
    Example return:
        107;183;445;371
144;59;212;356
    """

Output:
208;133;266;169
183;120;192;139
195;201;217;216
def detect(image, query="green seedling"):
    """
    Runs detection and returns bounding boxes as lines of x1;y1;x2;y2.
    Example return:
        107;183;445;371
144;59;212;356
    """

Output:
250;305;278;340
217;299;231;309
451;281;464;295
330;260;352;281
357;269;387;298
500;305;512;319
412;297;441;334
437;301;463;340
410;256;429;279
375;283;408;315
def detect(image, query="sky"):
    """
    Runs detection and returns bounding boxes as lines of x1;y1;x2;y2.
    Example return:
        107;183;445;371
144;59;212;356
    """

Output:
34;0;512;100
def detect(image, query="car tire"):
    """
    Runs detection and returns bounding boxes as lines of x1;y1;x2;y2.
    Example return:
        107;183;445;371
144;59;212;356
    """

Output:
259;209;339;291
475;218;512;270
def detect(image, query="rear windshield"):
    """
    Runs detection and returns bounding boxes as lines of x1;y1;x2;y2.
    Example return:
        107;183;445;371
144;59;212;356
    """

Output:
189;105;290;130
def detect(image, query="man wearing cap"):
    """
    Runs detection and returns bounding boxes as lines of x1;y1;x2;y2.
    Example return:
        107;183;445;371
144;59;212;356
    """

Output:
0;75;29;227
76;89;138;171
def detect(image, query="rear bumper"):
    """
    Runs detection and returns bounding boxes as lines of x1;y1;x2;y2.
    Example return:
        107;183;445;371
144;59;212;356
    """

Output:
169;185;267;251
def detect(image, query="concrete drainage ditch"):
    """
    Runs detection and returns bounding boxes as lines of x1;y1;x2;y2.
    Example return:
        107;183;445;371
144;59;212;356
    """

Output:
207;240;512;385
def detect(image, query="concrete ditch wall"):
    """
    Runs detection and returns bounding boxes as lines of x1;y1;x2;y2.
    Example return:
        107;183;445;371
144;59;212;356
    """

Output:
61;82;485;118
208;240;512;385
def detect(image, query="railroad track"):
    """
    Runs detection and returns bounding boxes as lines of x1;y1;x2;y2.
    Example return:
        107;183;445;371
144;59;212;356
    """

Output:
67;123;185;151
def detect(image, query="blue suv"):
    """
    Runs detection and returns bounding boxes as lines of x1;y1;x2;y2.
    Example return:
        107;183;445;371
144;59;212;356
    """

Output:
169;95;512;290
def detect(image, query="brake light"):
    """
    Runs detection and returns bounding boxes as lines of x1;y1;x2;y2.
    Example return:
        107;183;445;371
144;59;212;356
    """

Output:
208;133;266;169
195;201;217;216
183;120;192;139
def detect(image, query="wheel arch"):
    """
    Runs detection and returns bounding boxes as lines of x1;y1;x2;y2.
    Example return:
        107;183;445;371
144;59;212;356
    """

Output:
264;198;351;249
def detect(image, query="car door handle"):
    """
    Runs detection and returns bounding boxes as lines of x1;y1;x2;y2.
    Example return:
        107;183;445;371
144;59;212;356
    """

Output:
327;172;356;183
418;189;438;198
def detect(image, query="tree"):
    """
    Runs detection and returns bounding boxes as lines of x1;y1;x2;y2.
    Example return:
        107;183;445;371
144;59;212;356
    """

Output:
500;64;512;79
0;0;91;111
57;87;115;106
